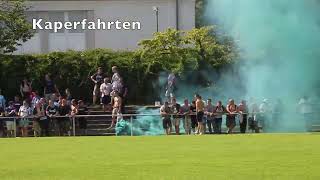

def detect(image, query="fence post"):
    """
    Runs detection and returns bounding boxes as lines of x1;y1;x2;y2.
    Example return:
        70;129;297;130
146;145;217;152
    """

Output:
14;118;17;138
130;116;133;136
72;117;76;136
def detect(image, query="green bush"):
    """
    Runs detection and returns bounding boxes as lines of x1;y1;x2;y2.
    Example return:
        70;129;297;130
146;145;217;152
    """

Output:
0;27;238;104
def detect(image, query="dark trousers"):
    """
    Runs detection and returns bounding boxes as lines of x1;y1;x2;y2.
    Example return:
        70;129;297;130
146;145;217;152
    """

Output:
191;116;197;129
39;119;50;136
214;118;222;134
240;115;247;133
207;118;214;134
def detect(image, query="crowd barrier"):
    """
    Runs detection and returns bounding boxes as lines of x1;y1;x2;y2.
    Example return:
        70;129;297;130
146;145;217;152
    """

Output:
0;112;318;137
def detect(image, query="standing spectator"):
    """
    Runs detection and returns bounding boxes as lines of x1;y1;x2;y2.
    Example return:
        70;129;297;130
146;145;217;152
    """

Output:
111;66;121;84
190;100;197;134
31;91;41;110
44;74;60;101
205;98;215;134
195;94;205;135
20;78;32;101
214;101;225;134
119;78;128;114
18;100;32;137
0;89;6;110
65;88;73;105
238;100;248;133
77;100;88;136
91;67;105;105
226;99;237;134
46;100;58;136
70;99;79;135
180;99;191;135
0;89;6;137
33;102;46;137
259;99;271;131
111;66;123;94
297;96;313;131
57;99;71;136
248;98;260;133
100;77;112;112
5;101;17;137
160;101;172;135
108;91;122;129
13;96;22;112
171;98;181;135
37;98;49;137
273;99;284;130
165;73;176;101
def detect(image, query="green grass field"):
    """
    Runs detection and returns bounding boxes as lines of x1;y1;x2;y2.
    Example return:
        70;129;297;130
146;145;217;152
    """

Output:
0;134;320;180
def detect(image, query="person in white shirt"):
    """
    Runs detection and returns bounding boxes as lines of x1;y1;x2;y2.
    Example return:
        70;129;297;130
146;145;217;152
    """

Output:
18;101;32;137
100;77;113;112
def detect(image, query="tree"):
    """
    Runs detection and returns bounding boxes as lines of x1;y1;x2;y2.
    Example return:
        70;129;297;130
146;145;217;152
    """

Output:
185;26;238;69
195;0;209;27
0;0;34;53
137;28;197;76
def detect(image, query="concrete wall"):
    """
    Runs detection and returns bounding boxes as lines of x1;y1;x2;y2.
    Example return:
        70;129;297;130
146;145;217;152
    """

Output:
17;0;195;54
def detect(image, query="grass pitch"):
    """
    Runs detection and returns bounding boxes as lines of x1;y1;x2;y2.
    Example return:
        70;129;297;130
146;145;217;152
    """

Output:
0;134;319;180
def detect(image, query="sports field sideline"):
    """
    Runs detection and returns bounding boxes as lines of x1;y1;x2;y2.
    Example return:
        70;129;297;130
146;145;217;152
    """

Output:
0;134;319;180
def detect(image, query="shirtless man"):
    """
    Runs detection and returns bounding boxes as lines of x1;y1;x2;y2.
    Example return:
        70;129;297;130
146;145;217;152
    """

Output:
226;99;237;134
109;91;122;129
195;94;205;135
160;101;172;135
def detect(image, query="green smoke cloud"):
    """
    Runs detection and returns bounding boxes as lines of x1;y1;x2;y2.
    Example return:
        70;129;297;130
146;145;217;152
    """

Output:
205;0;320;131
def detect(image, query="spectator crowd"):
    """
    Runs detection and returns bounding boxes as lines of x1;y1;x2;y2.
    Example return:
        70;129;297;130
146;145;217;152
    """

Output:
0;66;126;137
0;66;316;137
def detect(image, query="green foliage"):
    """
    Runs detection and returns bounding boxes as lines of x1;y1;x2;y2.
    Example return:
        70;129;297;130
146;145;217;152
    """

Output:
0;27;237;104
185;26;238;69
0;0;34;53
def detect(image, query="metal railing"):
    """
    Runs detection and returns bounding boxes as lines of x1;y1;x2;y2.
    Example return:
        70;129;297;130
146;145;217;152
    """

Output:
0;112;319;137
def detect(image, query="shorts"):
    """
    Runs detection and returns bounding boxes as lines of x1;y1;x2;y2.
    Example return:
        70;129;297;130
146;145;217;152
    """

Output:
162;118;172;129
112;108;120;118
197;111;204;123
6;121;15;131
226;116;236;128
101;95;111;105
19;118;29;128
93;84;101;96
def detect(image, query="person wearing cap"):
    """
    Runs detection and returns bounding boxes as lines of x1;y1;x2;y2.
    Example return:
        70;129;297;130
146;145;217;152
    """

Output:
238;100;248;133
